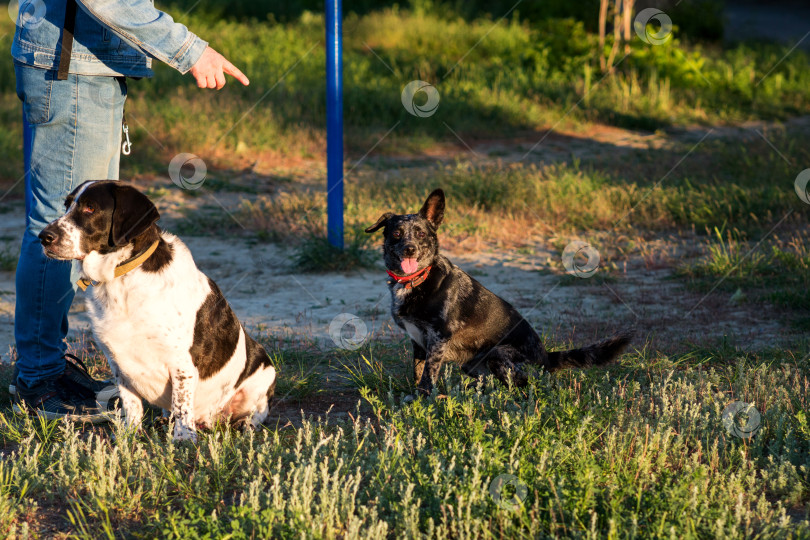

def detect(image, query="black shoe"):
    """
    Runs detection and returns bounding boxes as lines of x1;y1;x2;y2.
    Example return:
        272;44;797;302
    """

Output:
61;354;120;411
13;370;114;424
10;355;120;413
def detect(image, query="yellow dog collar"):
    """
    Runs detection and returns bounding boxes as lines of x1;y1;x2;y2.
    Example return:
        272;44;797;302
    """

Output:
76;240;160;291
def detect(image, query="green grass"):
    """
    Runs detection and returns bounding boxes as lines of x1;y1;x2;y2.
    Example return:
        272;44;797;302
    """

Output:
678;227;810;329
293;229;377;273
0;345;807;537
339;345;414;396
2;2;809;536
236;124;809;248
2;5;810;182
690;226;771;278
266;348;323;402
122;12;810;159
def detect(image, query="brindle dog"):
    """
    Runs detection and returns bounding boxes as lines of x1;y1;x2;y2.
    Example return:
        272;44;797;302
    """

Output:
366;189;632;395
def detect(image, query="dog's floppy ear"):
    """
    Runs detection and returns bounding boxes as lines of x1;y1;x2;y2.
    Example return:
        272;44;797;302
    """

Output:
365;212;394;233
419;188;445;228
65;180;95;209
110;184;160;246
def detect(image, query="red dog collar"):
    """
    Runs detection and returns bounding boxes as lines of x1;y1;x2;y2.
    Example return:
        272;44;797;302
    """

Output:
386;265;432;289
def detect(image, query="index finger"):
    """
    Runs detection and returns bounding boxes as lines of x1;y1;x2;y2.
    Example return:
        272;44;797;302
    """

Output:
223;61;250;86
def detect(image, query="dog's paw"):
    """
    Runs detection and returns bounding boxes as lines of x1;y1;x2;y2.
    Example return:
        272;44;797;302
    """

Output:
172;427;198;443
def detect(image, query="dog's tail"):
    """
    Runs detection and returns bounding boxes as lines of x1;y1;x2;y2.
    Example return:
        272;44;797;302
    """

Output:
544;331;633;372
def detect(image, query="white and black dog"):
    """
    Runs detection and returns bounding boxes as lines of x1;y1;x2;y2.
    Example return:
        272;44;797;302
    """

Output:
366;188;632;396
39;180;276;441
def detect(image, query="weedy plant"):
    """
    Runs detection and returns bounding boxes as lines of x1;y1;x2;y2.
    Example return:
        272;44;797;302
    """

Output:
678;228;810;329
701;226;769;277
338;347;413;396
293;228;377;273
0;346;806;538
267;349;323;403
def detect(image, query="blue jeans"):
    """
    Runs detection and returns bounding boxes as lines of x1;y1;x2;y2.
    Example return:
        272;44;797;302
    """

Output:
14;62;127;387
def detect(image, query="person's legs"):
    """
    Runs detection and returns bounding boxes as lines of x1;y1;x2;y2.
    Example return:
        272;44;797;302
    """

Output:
14;63;126;391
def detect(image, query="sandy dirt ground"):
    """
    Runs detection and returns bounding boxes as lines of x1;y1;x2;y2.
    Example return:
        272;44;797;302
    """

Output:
0;206;798;364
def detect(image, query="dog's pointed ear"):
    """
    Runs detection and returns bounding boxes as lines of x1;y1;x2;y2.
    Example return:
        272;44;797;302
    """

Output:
365;212;394;234
110;184;160;246
419;189;445;228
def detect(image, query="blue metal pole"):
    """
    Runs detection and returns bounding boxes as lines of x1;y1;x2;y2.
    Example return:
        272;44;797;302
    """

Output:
326;0;343;249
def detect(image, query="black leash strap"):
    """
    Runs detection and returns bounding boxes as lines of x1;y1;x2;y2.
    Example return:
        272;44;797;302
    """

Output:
57;0;77;80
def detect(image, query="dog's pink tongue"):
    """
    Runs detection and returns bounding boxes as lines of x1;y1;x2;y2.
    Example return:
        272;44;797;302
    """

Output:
401;258;418;274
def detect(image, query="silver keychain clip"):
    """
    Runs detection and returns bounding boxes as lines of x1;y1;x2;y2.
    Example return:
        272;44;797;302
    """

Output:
122;120;132;156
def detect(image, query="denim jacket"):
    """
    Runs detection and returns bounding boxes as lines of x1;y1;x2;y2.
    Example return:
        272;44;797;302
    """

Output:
11;0;208;77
